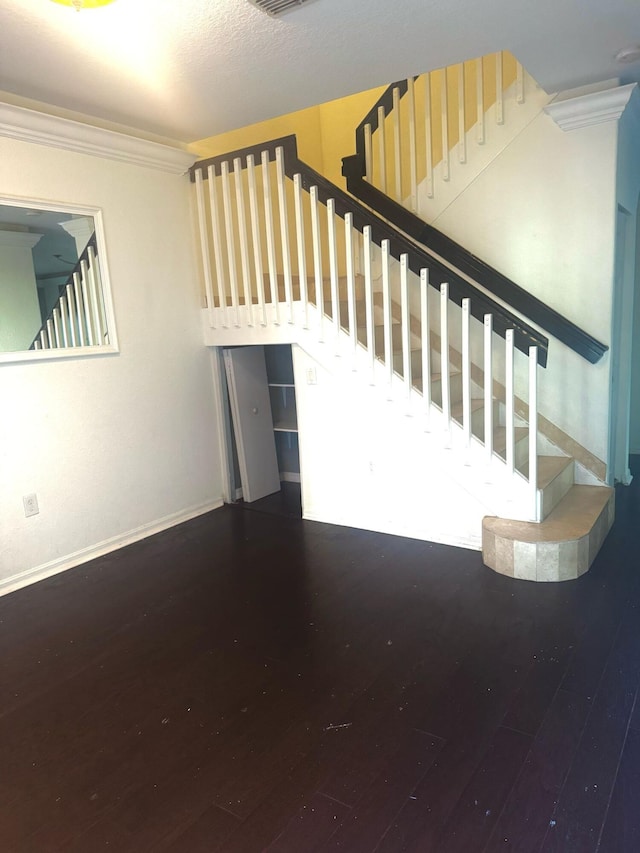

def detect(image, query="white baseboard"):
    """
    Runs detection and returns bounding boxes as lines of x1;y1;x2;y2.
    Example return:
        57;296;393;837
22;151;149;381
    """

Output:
0;498;225;598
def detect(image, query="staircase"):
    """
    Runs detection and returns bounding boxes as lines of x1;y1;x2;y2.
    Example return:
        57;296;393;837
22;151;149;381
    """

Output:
190;56;614;582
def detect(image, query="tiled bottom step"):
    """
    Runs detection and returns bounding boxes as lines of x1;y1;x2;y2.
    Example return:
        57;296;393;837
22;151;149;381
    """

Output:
482;485;614;582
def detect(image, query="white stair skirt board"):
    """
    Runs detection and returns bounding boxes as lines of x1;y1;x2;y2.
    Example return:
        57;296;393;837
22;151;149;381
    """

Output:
223;346;281;503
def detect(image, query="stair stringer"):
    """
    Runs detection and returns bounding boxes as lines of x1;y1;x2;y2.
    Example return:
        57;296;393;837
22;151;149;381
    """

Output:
203;302;538;550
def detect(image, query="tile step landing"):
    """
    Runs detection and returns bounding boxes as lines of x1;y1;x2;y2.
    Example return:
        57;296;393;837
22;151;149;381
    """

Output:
482;484;614;582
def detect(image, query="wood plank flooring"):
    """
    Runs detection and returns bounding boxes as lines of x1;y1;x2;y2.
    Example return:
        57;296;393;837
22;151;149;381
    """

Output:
1;460;639;852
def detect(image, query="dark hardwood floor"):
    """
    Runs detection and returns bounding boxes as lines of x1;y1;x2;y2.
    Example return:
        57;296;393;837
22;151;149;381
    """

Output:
2;461;639;852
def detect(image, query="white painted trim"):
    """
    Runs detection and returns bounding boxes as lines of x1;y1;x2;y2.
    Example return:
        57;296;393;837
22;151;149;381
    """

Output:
544;82;637;131
0;102;196;174
0;499;224;598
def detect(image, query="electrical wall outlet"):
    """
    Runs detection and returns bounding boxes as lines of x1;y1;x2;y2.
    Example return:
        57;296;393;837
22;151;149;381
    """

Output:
23;493;39;517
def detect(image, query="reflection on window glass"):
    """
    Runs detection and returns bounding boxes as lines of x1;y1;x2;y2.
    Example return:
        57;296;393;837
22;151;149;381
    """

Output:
0;202;113;356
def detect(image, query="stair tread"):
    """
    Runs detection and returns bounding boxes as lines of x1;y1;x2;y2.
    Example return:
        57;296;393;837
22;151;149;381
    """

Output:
493;426;528;454
484;485;613;544
521;455;573;490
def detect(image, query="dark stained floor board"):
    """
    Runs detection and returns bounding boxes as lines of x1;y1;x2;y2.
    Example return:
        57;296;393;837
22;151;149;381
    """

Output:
1;459;639;852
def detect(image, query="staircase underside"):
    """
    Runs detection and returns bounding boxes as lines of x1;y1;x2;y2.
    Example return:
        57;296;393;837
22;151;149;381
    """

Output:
483;485;614;582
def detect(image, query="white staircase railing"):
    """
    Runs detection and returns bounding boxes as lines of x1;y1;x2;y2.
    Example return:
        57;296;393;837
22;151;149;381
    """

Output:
191;138;543;522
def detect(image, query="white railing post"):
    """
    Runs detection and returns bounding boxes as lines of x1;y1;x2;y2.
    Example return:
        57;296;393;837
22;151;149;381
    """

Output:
194;168;217;329
516;61;525;105
275;146;294;324
53;308;62;348
400;254;412;401
505;329;515;477
424;72;434;198
377;106;387;194
261;150;280;326
207;165;230;328
87;246;103;343
59;295;70;347
327;198;340;346
66;283;77;347
476;56;485;144
420;268;431;426
393;86;402;202
345;213;357;363
364;123;373;184
246;155;267;327
529;345;539;520
233;157;254;327
363;226;375;382
382;240;393;392
73;271;86;346
293;173;309;329
441;68;450;181
407;77;417;211
310;185;324;341
484;313;494;468
462;297;471;449
458;63;467;164
221;160;241;327
440;283;451;436
47;319;55;349
495;51;504;125
80;259;94;345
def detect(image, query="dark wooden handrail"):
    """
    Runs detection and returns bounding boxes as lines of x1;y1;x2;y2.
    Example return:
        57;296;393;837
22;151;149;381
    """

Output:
190;136;549;366
346;78;608;365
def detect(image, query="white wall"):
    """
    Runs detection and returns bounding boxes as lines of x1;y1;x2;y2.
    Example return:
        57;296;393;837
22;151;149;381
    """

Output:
0;135;224;594
426;110;617;464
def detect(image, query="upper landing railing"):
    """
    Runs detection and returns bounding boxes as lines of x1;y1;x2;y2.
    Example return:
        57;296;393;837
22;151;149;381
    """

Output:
342;53;608;365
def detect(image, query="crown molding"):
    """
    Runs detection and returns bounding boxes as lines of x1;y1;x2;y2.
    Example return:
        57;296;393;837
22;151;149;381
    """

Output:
544;82;638;132
0;102;196;174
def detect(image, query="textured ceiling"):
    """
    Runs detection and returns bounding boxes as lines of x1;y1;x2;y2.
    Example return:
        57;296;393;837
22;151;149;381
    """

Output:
0;0;639;143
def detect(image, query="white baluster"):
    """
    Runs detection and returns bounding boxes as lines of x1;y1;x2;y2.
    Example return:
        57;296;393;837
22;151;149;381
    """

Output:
377;106;387;193
261;151;280;325
462;297;471;449
364;123;373;184
59;295;69;347
34;340;41;350
80;259;94;345
420;268;431;425
276;146;294;324
363;225;375;382
495;51;504;125
382;240;393;392
476;56;485;144
66;283;78;347
393;87;402;202
234;157;254;326
441;68;450;181
310;185;324;341
400;254;411;400
73;271;86;346
345;213;357;362
246;155;267;327
87;246;103;343
207;165;229;328
424;72;434;198
194;168;217;329
47;319;55;349
293;173;309;329
440;283;451;435
458;64;467;164
221;161;240;326
327;199;340;345
39;329;47;349
529;345;539;520
53;308;62;348
407;77;417;212
484;313;494;467
505;329;515;477
516;61;525;105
